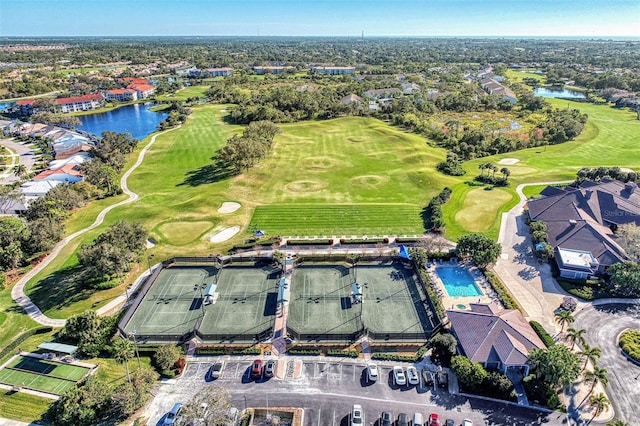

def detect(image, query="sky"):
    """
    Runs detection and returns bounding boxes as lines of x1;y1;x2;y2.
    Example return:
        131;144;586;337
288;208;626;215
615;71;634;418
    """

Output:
0;0;639;38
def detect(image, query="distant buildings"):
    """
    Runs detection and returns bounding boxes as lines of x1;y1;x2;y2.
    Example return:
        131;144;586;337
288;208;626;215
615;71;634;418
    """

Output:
53;94;105;113
254;66;294;75
310;66;355;75
480;78;517;104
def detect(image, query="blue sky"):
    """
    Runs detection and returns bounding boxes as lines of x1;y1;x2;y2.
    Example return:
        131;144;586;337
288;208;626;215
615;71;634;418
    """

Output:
1;0;638;38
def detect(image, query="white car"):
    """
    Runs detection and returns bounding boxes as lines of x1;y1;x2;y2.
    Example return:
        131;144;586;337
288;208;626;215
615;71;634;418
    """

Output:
351;404;364;426
366;363;379;382
462;420;473;426
407;366;420;385
393;366;407;386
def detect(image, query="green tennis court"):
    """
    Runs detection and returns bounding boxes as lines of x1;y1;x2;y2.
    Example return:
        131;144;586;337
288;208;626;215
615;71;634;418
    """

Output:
288;262;436;341
0;356;90;395
122;264;278;342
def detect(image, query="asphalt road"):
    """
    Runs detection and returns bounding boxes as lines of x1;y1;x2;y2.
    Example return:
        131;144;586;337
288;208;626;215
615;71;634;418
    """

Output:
144;358;567;426
574;303;640;425
0;138;36;184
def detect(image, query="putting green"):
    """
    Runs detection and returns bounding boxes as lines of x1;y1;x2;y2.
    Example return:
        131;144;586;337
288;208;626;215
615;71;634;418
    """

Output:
455;187;513;232
157;221;214;245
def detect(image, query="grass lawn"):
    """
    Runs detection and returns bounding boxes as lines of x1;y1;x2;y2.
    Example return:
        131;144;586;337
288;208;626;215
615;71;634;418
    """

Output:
453;187;513;232
0;283;42;358
505;69;545;83
156;85;210;101
0;390;52;423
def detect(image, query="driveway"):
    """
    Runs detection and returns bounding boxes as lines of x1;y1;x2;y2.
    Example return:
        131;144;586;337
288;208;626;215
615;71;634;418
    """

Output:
143;357;566;426
494;183;578;332
574;302;640;424
0;138;36;184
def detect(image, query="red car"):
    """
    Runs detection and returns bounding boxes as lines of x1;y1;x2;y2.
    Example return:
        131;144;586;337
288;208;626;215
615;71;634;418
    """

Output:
251;359;263;379
428;413;440;426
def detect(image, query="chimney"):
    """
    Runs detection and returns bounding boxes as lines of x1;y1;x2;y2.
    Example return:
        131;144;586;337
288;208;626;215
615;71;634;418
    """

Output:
585;189;593;199
625;182;636;194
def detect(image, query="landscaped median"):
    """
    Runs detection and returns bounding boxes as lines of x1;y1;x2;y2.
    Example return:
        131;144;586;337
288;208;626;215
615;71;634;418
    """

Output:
618;329;640;364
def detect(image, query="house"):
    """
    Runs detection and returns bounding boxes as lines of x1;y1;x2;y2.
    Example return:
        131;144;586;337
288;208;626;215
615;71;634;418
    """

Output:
254;66;294;75
54;94;105;113
20;180;63;203
340;94;363;105
117;77;151;86
363;88;402;99
105;88;138;102
527;179;640;276
127;83;154;99
32;164;83;184
310;66;355;75
16;99;36;115
51;132;93;158
49;152;91;170
480;78;517;104
447;303;545;376
199;67;233;77
402;82;422;95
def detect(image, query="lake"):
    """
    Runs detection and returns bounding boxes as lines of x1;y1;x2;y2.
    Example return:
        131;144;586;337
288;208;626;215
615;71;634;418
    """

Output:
77;103;168;140
534;87;586;99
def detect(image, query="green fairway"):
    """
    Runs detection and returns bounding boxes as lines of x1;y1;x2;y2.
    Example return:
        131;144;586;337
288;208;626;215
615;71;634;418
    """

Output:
251;204;424;236
156;85;210;101
0;391;51;423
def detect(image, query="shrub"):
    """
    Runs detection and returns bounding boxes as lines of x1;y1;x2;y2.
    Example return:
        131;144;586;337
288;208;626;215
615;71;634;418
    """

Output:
286;239;333;246
326;349;359;358
619;329;640;363
231;347;261;355
530;321;555;347
288;348;322;356
154;345;181;371
485;271;522;312
195;347;227;355
419;269;445;319
174;357;186;375
372;346;427;363
523;374;560;409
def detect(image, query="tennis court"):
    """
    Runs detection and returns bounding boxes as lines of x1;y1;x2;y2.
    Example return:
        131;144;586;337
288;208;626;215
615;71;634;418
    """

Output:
122;264;278;343
123;266;218;339
0;355;90;395
288;262;437;342
288;264;362;338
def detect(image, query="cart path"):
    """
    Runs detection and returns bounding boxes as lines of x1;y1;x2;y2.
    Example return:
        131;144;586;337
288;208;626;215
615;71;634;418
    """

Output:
10;126;180;327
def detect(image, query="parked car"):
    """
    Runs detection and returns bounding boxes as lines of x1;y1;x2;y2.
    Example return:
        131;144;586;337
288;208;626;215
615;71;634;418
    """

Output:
428;412;441;426
462;420;473;426
393;366;406;386
207;362;223;380
445;419;455;426
264;359;276;378
397;412;408;426
437;371;448;388
163;403;182;425
422;369;435;386
413;412;424;426
407;366;420;385
380;411;393;426
350;404;364;426
251;359;263;379
367;363;379;382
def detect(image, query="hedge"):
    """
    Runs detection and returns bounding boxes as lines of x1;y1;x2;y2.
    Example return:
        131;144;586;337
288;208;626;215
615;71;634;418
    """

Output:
485;271;522;312
286;239;333;246
231;347;261;355
418;269;445;319
371;347;427;363
339;238;387;245
529;321;555;347
619;329;640;363
394;237;420;243
0;326;54;360
195;347;228;355
288;348;322;356
326;349;359;358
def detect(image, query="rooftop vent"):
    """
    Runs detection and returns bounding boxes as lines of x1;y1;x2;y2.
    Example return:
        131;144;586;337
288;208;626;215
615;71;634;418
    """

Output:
625;182;637;194
569;220;577;225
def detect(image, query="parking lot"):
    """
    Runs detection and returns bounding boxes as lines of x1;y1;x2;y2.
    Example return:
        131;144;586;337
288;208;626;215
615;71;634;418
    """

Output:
144;357;566;426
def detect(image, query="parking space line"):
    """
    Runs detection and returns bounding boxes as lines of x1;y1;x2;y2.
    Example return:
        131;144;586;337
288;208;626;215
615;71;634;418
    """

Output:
317;408;321;426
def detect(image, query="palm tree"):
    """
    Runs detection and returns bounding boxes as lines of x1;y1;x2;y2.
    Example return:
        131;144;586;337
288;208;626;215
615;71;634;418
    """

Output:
500;167;511;182
112;337;135;383
579;344;602;371
588;393;610;424
554;309;574;333
584;366;609;396
478;163;486;177
566;327;586;350
12;164;27;179
606;419;629;426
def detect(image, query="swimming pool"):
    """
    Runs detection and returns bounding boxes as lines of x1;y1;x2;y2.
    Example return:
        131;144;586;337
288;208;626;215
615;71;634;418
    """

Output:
435;266;483;297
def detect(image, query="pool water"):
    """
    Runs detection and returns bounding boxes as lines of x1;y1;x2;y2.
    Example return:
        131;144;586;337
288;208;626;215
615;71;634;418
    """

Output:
435;266;483;297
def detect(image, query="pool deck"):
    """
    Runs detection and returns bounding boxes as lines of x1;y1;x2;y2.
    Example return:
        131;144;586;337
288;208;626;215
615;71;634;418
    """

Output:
426;260;501;312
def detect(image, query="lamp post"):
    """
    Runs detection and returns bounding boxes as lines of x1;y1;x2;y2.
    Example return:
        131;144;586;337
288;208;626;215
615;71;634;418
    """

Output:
129;330;141;369
147;254;155;274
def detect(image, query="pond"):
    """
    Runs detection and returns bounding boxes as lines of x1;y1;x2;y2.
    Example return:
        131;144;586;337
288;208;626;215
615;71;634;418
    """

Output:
534;87;586;99
77;103;168;140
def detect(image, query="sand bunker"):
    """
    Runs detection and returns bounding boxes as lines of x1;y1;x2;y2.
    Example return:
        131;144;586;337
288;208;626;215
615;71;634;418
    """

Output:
210;226;240;243
218;202;241;213
498;158;520;165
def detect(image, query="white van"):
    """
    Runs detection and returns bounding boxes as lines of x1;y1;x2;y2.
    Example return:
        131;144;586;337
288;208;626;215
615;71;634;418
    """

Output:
412;412;424;426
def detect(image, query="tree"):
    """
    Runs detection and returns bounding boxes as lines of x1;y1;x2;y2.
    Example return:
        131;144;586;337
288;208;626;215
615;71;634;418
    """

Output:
428;333;457;367
566;327;586;350
12;164;27;179
579;344;602;371
500;167;511;182
0;185;23;215
456;233;502;270
176;387;233;426
583;366;608;397
554;309;574;333
80;161;121;196
617;223;640;260
528;344;581;390
606;420;629;426
112;337;135;383
588;393;610;423
154;345;181;372
111;367;158;418
0;217;28;271
451;355;487;388
59;310;117;357
51;377;112;426
607;262;640;297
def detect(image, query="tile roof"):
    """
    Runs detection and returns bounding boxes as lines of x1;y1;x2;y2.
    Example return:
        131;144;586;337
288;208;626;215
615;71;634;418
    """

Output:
55;93;104;105
127;84;154;91
447;304;544;367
